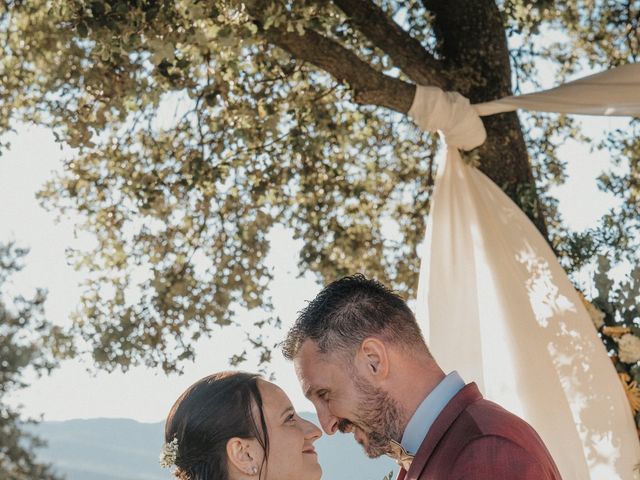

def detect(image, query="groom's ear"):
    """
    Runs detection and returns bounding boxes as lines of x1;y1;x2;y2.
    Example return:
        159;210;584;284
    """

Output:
359;337;390;381
226;437;262;475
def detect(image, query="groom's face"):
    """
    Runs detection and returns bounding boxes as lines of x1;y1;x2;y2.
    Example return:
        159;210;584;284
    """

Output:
294;340;403;458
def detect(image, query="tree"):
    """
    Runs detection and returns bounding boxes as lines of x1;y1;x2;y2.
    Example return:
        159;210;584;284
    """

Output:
0;1;638;379
0;243;63;480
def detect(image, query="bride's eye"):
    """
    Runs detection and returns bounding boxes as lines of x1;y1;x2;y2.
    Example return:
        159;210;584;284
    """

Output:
286;413;296;423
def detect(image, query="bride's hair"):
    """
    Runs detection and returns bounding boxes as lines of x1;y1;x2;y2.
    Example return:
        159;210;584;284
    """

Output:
164;371;269;480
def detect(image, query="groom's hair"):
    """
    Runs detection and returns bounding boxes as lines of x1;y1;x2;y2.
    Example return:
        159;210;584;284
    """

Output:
282;274;427;360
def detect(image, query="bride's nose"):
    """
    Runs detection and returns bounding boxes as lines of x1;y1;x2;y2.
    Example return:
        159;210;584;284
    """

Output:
303;418;322;441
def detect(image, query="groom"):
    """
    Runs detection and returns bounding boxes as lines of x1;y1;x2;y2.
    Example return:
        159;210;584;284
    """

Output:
282;274;562;480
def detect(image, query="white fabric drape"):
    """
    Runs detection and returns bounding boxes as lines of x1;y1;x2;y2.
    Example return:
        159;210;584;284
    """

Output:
474;64;640;117
410;64;640;480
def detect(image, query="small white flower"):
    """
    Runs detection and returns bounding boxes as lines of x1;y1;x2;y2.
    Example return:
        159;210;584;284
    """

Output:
159;437;179;468
616;334;640;364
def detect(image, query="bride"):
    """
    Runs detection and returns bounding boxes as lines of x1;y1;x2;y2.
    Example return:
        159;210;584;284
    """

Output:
161;371;323;480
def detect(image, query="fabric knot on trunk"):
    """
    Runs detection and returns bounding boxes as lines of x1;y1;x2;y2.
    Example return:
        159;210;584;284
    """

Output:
408;86;487;151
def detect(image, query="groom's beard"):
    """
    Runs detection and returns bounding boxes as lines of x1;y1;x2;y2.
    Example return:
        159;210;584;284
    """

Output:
338;373;404;458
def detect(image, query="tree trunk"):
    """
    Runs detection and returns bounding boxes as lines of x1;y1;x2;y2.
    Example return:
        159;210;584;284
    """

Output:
426;0;549;237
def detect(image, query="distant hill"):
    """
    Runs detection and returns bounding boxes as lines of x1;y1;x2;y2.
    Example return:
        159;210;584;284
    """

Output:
32;414;398;480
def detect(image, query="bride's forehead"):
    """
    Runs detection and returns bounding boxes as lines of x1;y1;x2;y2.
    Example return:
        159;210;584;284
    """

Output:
258;379;289;404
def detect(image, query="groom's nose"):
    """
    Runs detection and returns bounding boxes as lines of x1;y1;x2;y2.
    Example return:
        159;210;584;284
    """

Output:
317;407;340;435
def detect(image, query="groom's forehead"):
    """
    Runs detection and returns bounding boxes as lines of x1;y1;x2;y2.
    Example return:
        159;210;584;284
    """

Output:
294;341;334;387
293;341;321;376
294;339;322;363
293;358;317;398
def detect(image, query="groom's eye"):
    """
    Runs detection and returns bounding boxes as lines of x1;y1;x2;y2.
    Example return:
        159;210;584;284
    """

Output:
317;390;328;400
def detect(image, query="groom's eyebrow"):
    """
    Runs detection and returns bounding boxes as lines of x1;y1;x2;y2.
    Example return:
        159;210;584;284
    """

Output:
303;384;315;399
304;385;327;400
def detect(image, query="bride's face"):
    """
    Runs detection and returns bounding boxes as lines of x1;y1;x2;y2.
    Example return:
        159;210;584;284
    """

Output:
258;380;322;480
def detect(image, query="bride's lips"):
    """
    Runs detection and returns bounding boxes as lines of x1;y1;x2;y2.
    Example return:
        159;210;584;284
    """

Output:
302;446;317;455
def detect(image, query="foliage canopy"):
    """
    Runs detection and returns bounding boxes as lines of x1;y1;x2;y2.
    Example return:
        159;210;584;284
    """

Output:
0;0;638;375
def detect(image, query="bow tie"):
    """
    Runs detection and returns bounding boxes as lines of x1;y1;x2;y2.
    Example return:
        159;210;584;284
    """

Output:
387;440;414;471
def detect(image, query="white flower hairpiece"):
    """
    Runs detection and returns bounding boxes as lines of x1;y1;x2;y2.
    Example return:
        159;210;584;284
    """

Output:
160;437;179;468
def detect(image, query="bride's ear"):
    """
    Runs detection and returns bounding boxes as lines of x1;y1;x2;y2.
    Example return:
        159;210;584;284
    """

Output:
226;437;262;476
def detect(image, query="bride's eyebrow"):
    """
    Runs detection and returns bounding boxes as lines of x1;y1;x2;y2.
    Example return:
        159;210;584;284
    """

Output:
280;406;295;418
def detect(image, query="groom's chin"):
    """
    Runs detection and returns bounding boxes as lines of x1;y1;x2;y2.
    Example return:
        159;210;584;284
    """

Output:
351;426;387;458
364;446;386;459
364;448;385;458
359;435;390;459
358;438;384;459
365;449;380;459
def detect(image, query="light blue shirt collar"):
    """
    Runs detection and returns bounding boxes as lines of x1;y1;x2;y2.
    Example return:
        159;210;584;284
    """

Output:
401;371;465;455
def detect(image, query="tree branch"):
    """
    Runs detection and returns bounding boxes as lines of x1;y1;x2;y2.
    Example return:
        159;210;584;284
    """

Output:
332;0;448;87
245;4;416;114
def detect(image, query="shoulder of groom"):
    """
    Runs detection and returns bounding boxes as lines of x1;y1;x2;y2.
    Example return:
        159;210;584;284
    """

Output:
449;435;558;480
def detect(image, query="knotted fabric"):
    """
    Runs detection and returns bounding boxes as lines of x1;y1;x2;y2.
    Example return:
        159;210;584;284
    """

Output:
408;87;486;150
408;64;640;480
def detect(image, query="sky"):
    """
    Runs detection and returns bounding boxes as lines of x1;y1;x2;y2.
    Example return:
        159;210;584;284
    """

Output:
0;109;631;423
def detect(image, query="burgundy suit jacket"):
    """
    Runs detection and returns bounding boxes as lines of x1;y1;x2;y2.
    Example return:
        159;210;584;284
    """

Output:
397;383;562;480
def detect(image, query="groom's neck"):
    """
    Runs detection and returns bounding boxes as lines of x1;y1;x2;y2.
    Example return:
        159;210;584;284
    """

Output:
387;351;446;434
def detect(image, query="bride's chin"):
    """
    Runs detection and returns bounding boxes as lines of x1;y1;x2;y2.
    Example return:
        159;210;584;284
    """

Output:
307;463;322;480
309;463;322;480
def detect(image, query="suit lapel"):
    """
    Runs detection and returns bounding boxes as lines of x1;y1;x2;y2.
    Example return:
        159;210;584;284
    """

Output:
404;383;483;480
